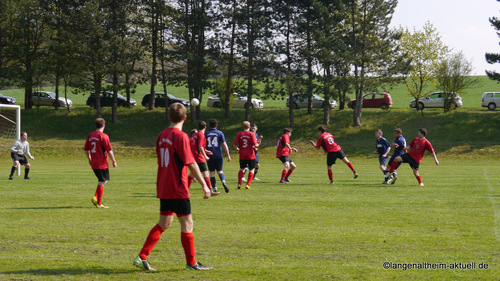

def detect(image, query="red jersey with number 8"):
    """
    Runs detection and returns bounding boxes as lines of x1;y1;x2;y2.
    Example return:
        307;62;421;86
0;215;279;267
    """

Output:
234;131;257;160
156;127;195;199
84;131;113;169
315;132;341;153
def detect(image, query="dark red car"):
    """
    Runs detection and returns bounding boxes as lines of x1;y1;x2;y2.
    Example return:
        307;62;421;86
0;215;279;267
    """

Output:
348;93;392;110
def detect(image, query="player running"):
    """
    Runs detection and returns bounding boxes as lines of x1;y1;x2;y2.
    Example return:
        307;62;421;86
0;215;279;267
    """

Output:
373;129;391;183
386;128;439;186
276;128;298;183
234;121;258;189
133;103;213;271
205;118;231;193
189;121;219;196
9;132;35;180
383;128;406;184
309;126;358;184
84;118;117;208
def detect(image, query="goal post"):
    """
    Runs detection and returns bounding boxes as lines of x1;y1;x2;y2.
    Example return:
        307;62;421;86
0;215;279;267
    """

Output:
0;104;21;175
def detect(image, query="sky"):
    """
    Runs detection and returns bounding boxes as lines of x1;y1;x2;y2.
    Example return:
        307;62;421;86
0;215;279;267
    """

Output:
390;0;500;75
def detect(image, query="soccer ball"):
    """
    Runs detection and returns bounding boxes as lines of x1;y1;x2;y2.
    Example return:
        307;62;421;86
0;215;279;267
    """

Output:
191;98;200;106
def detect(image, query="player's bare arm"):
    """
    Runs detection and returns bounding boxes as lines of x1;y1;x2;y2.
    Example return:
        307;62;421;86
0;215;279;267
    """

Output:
223;142;231;162
109;150;117;168
188;162;211;199
433;152;439;166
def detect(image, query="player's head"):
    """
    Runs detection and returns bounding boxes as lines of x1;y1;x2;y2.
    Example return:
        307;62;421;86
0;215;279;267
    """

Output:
95;118;105;129
317;126;327;133
168;103;187;123
375;129;383;137
284;128;292;135
21;132;28;140
190;129;198;137
394;128;402;136
197;120;207;130
242;121;251;130
418;128;427;137
209;118;218;128
251;123;258;132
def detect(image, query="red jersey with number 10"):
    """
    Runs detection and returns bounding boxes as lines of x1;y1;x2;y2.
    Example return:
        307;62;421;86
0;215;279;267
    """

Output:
408;137;434;163
156;127;195;199
315;132;341;153
84;130;113;169
234;131;257;160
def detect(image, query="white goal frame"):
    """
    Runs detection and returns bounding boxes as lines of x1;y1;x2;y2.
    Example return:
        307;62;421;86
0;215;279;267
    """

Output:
0;104;21;175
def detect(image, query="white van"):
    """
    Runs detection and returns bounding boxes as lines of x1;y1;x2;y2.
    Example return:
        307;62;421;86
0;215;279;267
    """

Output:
481;92;500;110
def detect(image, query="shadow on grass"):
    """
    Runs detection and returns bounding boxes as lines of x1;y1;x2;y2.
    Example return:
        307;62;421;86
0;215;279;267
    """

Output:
9;206;87;210
0;267;179;276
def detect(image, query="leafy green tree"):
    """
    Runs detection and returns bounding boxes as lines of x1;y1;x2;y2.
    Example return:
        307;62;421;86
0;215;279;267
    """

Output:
434;51;476;112
399;22;449;111
486;15;500;82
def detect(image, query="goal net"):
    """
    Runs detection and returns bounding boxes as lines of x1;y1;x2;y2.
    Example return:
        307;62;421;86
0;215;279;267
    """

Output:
0;104;21;175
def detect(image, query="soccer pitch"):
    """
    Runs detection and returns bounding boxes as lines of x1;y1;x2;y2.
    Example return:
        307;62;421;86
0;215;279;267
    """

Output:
0;156;498;280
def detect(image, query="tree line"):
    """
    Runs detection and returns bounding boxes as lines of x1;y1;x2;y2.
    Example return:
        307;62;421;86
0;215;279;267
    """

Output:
0;0;475;126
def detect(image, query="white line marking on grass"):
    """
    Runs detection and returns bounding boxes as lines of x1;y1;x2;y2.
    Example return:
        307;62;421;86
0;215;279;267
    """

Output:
484;169;500;243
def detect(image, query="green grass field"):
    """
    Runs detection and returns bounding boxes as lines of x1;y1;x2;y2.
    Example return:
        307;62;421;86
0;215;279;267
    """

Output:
0;156;498;280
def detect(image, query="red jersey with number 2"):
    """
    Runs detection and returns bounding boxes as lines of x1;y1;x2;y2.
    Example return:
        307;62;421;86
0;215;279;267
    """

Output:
156;127;195;199
84;131;113;169
316;132;341;153
234;131;257;160
408;137;434;163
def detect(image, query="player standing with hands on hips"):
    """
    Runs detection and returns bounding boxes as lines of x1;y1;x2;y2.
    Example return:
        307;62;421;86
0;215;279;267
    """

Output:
9;132;34;180
84;118;117;208
134;103;213;271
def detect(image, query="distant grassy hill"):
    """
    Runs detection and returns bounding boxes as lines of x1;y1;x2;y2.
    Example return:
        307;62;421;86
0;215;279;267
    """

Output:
1;105;498;160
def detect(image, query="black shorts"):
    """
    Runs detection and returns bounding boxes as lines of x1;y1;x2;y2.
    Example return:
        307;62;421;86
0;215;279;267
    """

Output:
196;162;208;173
401;153;419;170
278;156;292;164
11;153;29;165
93;169;110;182
207;158;223;172
388;153;403;167
160;198;191;216
327;150;346;166
239;159;256;170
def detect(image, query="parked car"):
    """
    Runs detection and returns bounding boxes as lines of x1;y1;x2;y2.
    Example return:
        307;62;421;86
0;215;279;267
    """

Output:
86;91;137;108
409;92;462;110
348;93;392;109
0;93;16;104
481;92;500;110
286;93;337;109
32;91;73;108
141;92;190;108
206;93;264;109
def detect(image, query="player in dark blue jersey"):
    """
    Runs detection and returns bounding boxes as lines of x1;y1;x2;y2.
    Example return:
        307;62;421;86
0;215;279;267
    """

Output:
205;119;231;193
384;128;407;184
373;129;391;183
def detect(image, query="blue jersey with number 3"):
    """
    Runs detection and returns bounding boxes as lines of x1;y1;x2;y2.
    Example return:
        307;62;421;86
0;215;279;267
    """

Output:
205;128;226;159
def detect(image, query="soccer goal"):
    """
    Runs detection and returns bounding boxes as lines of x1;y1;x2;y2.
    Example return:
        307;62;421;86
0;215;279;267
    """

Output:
0;104;21;175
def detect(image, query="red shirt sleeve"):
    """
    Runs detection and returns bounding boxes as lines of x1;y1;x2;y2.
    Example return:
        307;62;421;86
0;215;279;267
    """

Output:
316;135;323;149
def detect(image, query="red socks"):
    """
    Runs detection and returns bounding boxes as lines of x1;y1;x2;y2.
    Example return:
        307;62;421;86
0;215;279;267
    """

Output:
285;169;293;179
416;175;422;184
204;177;212;190
181;232;196;267
281;170;287;181
238;170;244;185
95;185;104;205
389;161;398;173
247;172;254;186
139;224;165;260
328;169;333;181
346;162;355;172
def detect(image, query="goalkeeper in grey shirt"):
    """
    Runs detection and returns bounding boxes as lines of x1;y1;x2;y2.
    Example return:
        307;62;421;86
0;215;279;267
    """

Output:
9;132;35;180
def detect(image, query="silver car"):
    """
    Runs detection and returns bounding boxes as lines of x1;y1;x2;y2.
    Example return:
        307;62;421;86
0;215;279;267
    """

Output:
481;92;500;110
409;92;462;110
32;91;73;108
206;93;264;109
286;94;337;109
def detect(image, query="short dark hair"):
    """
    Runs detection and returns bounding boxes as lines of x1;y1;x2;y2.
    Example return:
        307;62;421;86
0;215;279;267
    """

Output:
209;118;218;128
197;121;207;130
95;118;105;129
418;128;427;137
284;128;292;134
317;126;327;133
190;129;198;137
394;128;402;134
168;103;186;123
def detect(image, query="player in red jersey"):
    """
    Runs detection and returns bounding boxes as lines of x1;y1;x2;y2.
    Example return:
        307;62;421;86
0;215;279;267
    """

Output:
309;126;358;184
386;128;439;186
188;121;219;196
234;121;258;189
84;118;117;208
134;103;213;271
276;128;298;183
